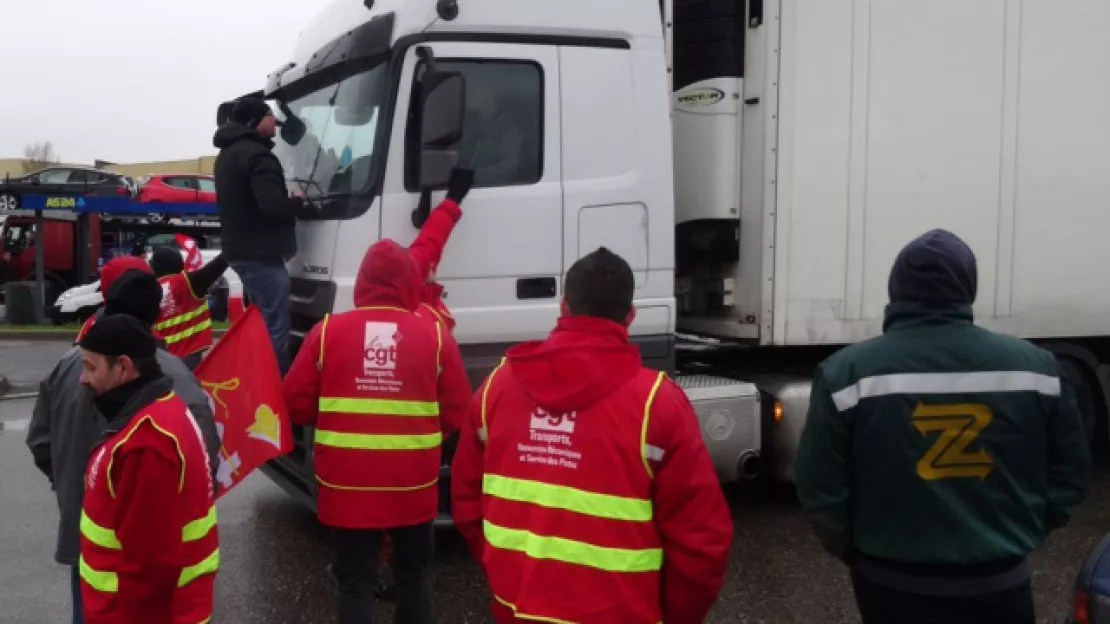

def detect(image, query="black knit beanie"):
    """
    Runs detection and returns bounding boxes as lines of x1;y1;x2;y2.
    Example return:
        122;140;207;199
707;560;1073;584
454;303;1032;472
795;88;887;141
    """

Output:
79;314;157;359
230;96;273;128
105;270;164;327
150;245;184;277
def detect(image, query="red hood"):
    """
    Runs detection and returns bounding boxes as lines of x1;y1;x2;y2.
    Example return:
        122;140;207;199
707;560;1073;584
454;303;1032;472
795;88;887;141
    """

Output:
353;239;422;309
506;316;642;413
101;256;153;294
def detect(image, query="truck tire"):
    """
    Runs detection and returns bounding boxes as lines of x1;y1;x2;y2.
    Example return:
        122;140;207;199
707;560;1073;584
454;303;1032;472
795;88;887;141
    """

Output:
1059;356;1098;446
0;191;18;211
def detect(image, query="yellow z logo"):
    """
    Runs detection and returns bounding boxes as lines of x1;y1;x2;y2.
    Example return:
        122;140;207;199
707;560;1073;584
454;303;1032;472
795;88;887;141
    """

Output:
911;403;994;481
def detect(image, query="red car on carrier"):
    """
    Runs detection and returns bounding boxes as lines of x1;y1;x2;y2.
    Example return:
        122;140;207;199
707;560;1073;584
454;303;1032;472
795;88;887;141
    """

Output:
137;174;217;204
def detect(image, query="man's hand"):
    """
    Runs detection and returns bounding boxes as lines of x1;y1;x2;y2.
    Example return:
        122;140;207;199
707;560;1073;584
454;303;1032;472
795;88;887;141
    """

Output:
291;195;321;219
446;167;475;203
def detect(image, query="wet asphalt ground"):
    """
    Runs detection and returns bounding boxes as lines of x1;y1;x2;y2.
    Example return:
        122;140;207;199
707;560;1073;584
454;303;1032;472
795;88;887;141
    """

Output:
0;339;1105;623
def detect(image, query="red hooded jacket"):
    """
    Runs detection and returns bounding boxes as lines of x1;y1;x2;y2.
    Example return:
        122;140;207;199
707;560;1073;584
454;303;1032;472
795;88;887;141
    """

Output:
451;316;733;624
282;239;472;528
409;199;462;331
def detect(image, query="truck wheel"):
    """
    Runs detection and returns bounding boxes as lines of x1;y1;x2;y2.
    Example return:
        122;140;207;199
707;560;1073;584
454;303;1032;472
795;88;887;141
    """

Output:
0;192;18;211
1059;356;1099;446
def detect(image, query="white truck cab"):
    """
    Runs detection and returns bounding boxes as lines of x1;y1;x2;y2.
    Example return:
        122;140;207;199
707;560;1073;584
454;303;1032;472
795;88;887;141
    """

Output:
229;0;1110;514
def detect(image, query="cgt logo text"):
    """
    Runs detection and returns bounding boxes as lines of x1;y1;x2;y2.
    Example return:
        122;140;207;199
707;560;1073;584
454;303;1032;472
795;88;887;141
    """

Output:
363;321;400;372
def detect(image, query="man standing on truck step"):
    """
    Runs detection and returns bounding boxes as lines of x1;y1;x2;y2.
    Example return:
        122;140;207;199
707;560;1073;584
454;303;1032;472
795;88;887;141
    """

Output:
282;238;472;624
451;247;733;624
149;245;229;370
795;228;1091;624
28;270;222;624
409;166;474;332
74;255;153;344
75;315;220;624
213;95;308;375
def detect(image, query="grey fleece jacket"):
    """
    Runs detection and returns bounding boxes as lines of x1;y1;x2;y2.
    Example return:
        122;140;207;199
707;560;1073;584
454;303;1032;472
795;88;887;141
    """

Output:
25;346;220;565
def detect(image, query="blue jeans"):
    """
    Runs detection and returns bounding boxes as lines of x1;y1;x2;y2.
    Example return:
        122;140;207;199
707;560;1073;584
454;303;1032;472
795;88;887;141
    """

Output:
71;565;84;624
230;261;291;374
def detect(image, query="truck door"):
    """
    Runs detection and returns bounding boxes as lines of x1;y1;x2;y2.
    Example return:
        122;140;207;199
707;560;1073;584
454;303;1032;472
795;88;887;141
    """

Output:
379;42;562;348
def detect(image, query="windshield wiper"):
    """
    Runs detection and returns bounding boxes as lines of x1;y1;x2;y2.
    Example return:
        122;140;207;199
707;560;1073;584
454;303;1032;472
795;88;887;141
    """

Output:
288;176;327;198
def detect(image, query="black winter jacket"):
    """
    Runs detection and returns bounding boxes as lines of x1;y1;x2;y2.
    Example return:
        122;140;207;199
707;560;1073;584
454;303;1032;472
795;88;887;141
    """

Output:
213;122;301;264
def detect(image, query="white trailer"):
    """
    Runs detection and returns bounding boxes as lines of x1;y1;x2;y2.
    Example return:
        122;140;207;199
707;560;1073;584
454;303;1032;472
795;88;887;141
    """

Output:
226;0;1110;514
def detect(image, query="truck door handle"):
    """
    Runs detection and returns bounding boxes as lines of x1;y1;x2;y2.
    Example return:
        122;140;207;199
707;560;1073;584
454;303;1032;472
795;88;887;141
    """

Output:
516;277;557;300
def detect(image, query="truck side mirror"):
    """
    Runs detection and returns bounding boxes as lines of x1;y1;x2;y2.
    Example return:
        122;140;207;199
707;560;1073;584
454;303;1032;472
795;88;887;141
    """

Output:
419;71;466;149
411;69;466;227
416;71;465;191
279;115;307;146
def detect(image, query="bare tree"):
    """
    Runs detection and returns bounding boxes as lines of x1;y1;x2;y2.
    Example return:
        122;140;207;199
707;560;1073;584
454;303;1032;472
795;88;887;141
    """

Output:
22;141;60;172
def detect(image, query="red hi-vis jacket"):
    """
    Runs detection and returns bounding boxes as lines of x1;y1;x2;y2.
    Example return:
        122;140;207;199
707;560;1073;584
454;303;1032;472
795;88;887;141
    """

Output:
283;239;472;529
451;317;733;624
80;389;219;624
155;272;214;358
409;198;462;331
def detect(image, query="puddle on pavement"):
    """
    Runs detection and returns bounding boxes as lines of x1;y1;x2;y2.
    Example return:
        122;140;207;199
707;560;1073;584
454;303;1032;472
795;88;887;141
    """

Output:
0;418;30;433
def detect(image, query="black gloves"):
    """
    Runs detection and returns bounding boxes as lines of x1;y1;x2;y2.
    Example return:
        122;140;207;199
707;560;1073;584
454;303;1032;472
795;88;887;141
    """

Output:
446;167;475;203
291;195;321;219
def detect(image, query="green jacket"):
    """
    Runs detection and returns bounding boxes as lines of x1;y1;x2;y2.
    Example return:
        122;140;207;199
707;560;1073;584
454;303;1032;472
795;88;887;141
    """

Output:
796;303;1091;565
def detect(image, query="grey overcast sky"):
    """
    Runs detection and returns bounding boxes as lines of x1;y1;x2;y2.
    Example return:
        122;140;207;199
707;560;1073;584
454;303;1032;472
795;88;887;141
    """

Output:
0;0;331;165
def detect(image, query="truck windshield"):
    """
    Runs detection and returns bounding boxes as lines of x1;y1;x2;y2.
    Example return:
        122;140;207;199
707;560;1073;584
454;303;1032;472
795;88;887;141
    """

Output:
273;63;388;205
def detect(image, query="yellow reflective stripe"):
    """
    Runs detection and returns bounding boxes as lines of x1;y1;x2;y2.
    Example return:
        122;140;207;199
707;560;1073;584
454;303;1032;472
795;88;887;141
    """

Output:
182;506;218;542
421;302;446;327
640;372;666;478
181;271;204;301
435;321;443;377
493;594;578;624
177;548;219;588
154;302;210;331
483;520;662;573
356;306;408;313
317;474;439;492
107;414;187;498
483;474;652;523
315;430;442;450
317;314;330;368
480;359;507;443
79;556;119;593
162;319;213;345
318;397;439;416
80;511;121;550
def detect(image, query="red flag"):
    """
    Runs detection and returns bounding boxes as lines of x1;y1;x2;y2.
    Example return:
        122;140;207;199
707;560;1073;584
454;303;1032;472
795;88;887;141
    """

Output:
195;306;292;498
175;234;203;271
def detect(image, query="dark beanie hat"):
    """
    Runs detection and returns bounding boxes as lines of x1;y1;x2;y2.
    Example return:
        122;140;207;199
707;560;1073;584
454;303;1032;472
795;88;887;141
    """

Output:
79;314;157;359
105;270;164;327
888;229;978;305
230;96;272;128
150;245;184;277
